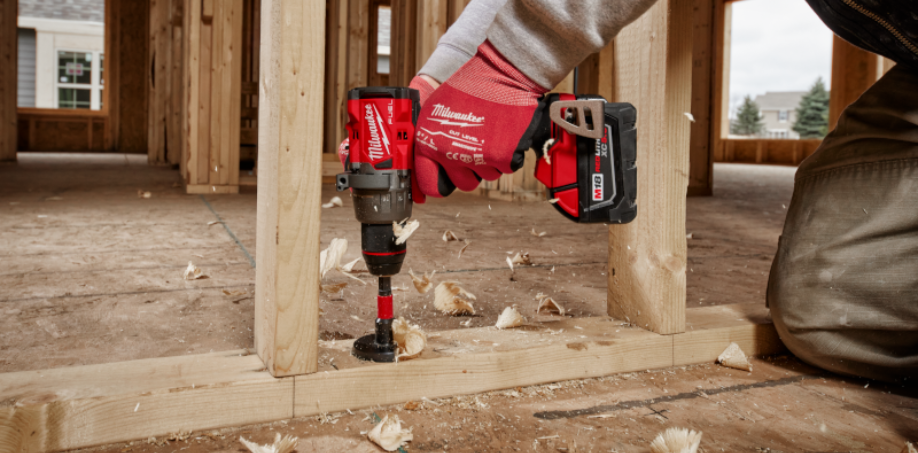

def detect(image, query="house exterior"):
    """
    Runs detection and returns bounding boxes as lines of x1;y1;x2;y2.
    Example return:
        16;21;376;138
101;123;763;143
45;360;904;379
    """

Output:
17;0;105;110
753;91;806;139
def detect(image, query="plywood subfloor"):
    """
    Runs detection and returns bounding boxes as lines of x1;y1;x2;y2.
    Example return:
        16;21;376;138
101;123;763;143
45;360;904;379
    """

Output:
0;154;792;373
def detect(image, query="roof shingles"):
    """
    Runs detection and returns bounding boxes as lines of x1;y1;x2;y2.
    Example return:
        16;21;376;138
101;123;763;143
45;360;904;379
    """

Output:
19;0;105;23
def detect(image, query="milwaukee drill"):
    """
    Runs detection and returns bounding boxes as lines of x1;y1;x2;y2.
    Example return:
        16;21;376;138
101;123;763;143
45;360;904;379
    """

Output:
336;87;420;362
336;87;635;362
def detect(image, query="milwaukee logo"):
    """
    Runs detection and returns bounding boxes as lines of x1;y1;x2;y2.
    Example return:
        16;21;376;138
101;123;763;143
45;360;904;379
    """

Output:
365;104;391;160
430;104;485;125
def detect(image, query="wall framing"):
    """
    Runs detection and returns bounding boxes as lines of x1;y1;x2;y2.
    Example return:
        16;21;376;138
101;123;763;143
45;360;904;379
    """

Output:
0;2;792;451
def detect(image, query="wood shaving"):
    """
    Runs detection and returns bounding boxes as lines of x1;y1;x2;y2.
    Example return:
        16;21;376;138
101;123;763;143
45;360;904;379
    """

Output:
530;228;547;237
495;306;524;329
686;232;693;239
321;283;347;294
506;256;514;272
223;289;246;296
319;238;348;279
408;270;435;294
684;112;696;122
537;296;565;316
542;138;555;164
458;240;471;258
434;282;476;316
902;442;917;453
649;427;702;453
548;198;559;204
182;261;207;280
717;342;752;372
442;230;459;241
339;258;361;273
511;252;532;266
367;414;413;451
137;190;152;199
321;196;343;208
393;219;420;245
393;317;427;360
239;433;298;453
207;220;222;226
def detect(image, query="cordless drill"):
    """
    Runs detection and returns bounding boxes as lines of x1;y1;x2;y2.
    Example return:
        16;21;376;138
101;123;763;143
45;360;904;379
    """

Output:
336;87;420;362
336;88;635;363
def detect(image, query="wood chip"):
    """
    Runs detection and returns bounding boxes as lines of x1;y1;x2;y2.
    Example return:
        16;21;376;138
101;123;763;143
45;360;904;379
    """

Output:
530;228;547;237
458;240;471;258
339;258;361;273
442;230;459;241
321;196;343;208
495;306;524;329
408;270;435;294
506;256;514;272
902;442;917;453
321;283;347;294
717;342;752;372
239;433;298;453
686;232;693;239
393;219;420;245
182;261;207;280
207;220;222;226
649;427;702;453
404;401;420;411
319;238;348;279
137;190;152;199
548;198;559;204
393;317;426;360
684;112;696;122
367;415;413;451
511;252;532;266
434;281;476;316
537;296;565;316
222;289;247;296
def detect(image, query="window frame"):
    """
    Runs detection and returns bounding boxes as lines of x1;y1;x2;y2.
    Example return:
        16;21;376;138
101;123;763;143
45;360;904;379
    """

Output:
54;48;104;110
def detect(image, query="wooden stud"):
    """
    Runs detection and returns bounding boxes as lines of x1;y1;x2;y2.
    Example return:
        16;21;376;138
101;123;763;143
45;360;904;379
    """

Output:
607;0;693;335
196;4;213;185
113;0;151;154
686;0;715;197
389;0;417;87
323;0;350;155
255;0;325;377
346;0;369;91
828;35;879;131
148;0;171;164
710;0;731;163
0;0;17;163
208;0;225;183
446;0;469;26
415;0;448;70
169;0;184;165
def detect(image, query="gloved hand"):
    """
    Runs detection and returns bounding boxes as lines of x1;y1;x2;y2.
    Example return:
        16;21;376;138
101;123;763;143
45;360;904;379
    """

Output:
337;75;438;168
412;40;549;202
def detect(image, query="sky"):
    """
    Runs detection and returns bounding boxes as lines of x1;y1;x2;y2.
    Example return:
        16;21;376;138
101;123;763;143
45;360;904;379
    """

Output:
729;0;834;116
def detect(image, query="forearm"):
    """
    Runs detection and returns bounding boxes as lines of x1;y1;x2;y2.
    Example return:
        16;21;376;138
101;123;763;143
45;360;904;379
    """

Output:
418;0;508;83
487;0;658;89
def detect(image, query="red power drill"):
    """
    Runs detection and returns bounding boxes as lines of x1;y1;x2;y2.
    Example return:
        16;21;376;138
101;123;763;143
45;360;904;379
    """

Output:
336;87;420;362
336;88;635;362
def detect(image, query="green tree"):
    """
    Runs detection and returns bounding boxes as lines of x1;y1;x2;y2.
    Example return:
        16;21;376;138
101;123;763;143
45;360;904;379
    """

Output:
731;95;764;136
793;77;830;138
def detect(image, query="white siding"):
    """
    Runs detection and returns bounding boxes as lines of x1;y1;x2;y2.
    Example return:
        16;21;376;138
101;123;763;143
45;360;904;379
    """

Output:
18;28;36;107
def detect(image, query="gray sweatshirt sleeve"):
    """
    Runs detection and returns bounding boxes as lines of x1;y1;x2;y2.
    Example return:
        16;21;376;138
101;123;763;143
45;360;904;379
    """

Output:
418;0;509;83
487;0;658;89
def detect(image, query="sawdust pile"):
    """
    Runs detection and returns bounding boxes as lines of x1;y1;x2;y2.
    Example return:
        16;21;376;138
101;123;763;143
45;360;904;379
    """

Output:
409;270;435;294
393;219;420;245
183;261;207;280
717;342;752;372
392;317;426;360
239;433;298;453
434;281;476;316
495;306;524;329
649;427;702;453
367;414;413;451
321;196;343;208
536;293;565;316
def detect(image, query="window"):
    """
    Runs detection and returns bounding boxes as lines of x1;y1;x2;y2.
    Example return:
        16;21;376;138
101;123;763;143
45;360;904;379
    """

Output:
56;50;104;110
778;110;788;122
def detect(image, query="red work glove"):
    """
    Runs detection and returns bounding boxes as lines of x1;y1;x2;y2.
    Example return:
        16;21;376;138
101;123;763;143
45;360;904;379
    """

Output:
412;41;549;202
337;76;438;168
